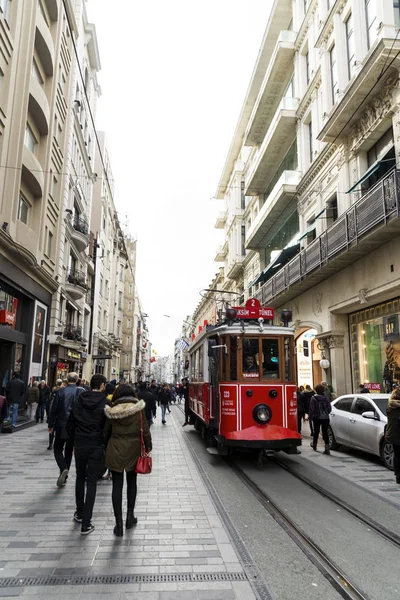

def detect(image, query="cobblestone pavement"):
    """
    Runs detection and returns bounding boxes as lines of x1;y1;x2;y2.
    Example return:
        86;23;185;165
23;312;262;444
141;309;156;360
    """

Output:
299;421;400;505
0;409;256;600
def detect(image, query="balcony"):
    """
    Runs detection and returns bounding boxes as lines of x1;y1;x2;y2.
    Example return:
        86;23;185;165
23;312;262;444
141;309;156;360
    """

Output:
245;98;298;196
65;269;87;300
215;243;227;262
245;30;297;147
29;80;50;136
22;146;44;197
63;325;83;342
69;215;89;252
254;169;400;307
318;38;400;143
214;211;227;229
226;254;245;279
246;170;302;250
35;10;54;76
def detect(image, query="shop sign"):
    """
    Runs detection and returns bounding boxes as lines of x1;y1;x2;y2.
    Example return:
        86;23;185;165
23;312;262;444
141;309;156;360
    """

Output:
81;352;88;360
67;349;81;360
57;362;67;370
0;310;16;327
365;382;381;392
383;315;399;341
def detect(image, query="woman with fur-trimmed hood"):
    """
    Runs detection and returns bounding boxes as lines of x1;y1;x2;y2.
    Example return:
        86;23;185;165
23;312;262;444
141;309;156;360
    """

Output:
386;387;400;484
104;384;152;536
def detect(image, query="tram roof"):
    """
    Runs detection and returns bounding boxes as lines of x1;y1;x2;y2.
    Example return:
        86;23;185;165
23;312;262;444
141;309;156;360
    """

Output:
189;322;295;352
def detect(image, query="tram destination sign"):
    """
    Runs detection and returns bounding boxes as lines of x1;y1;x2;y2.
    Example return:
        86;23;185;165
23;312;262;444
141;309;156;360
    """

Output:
232;298;274;320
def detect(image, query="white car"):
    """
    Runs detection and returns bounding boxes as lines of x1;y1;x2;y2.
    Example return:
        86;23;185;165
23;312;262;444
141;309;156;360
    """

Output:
328;393;393;469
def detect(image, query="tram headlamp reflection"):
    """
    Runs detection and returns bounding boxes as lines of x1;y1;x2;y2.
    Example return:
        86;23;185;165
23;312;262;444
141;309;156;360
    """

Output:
253;403;272;425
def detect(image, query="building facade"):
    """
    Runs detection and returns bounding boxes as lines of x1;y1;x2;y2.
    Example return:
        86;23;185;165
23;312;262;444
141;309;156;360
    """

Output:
215;0;400;395
48;0;101;385
0;0;94;392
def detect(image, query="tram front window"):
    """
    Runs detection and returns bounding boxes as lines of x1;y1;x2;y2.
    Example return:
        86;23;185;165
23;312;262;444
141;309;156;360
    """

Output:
262;339;279;379
243;338;259;377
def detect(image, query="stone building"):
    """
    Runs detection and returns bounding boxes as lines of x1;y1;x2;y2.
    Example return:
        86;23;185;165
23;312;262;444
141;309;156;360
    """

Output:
215;0;400;395
0;0;98;389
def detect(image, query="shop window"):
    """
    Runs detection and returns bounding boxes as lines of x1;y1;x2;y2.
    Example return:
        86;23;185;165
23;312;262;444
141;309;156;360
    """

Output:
350;299;400;392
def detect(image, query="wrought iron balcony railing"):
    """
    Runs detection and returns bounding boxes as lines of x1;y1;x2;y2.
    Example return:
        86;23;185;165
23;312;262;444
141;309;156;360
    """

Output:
255;168;400;306
72;215;89;235
63;325;83;341
67;269;87;288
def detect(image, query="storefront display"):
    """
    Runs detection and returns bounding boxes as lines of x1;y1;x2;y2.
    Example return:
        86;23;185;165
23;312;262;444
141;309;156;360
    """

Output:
350;298;400;392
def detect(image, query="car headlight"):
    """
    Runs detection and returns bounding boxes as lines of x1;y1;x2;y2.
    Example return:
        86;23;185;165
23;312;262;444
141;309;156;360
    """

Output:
253;403;272;425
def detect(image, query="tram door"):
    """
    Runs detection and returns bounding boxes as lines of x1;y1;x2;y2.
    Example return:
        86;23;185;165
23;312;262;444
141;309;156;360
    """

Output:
208;337;220;428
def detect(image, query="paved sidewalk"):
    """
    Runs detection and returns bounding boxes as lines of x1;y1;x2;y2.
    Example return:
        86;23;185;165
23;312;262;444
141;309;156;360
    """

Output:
0;407;256;599
299;422;400;504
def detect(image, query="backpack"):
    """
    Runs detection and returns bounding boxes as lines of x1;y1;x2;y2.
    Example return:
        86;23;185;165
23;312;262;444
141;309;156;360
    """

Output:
318;399;330;420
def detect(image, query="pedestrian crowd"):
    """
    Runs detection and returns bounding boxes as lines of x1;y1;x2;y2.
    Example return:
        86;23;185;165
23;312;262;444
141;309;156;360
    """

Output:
0;372;189;536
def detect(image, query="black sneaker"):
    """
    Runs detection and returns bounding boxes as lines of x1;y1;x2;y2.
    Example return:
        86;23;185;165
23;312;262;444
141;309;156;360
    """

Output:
73;512;83;523
81;524;95;536
57;469;69;488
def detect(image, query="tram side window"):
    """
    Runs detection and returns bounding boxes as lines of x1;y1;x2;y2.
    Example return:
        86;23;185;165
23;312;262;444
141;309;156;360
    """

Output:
221;336;227;381
199;347;204;381
284;337;292;382
243;338;259;377
190;354;195;381
230;336;238;381
262;339;279;379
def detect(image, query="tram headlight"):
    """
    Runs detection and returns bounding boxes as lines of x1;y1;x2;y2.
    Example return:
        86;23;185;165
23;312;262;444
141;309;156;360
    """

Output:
253;403;272;425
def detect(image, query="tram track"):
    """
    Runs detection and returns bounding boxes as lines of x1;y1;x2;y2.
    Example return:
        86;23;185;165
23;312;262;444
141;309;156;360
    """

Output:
227;460;371;600
273;456;400;550
175;405;369;600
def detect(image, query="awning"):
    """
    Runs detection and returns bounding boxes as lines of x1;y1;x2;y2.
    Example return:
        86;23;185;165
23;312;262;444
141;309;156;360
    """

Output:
250;243;300;287
346;160;382;194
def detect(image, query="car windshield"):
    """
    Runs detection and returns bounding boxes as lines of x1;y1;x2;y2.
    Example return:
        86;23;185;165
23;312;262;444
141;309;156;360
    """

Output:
371;397;389;414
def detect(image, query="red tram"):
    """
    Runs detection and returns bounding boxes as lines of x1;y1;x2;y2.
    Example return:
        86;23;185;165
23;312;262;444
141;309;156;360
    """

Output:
187;299;301;458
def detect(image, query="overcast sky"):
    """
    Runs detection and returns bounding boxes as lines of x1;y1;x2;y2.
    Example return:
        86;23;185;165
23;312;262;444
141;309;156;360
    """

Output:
87;0;271;357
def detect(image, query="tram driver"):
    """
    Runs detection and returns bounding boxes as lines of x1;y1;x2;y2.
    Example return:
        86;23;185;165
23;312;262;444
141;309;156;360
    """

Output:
243;354;258;373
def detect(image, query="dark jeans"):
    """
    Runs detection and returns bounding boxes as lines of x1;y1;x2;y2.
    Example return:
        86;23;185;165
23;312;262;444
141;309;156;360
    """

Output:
184;398;190;422
297;412;305;434
36;402;45;422
394;443;400;477
312;418;329;446
111;470;137;521
53;429;74;472
75;446;104;527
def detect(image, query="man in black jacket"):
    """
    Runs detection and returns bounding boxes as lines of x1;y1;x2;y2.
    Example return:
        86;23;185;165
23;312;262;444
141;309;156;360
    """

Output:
137;381;157;426
48;372;84;488
5;372;25;428
66;374;107;535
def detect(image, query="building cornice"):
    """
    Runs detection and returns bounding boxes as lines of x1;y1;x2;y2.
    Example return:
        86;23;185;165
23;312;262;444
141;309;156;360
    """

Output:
315;0;347;49
297;142;338;196
296;67;321;120
0;230;59;293
295;0;318;51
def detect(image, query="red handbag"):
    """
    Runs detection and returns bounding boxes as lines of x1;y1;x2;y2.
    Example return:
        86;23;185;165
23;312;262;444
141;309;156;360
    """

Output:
135;412;152;474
